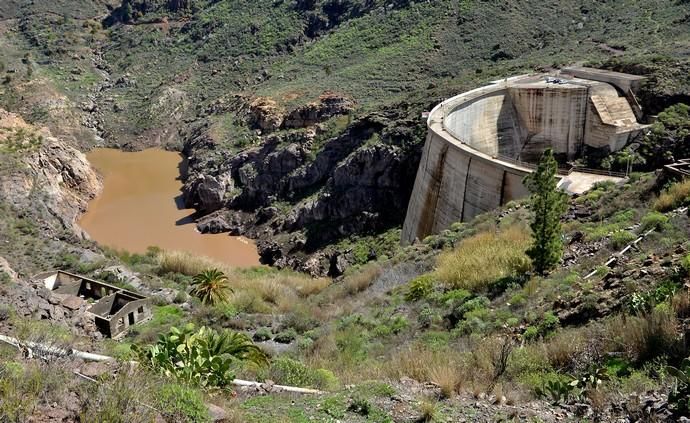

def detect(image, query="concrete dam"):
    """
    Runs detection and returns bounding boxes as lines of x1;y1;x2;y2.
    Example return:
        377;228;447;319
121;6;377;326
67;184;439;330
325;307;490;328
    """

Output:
402;67;648;244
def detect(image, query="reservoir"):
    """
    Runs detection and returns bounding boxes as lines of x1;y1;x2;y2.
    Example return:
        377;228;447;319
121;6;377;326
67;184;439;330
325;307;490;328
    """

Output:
79;148;259;267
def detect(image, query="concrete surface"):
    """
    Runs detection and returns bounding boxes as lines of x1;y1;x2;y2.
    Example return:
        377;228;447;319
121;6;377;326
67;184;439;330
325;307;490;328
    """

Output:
557;172;624;194
402;68;647;244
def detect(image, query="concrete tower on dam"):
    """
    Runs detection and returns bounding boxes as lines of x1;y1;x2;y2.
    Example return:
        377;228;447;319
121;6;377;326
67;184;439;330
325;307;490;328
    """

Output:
402;67;649;245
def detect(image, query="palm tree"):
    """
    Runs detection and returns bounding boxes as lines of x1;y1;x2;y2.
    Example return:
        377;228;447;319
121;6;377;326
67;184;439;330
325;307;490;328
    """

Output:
190;269;232;305
204;328;269;368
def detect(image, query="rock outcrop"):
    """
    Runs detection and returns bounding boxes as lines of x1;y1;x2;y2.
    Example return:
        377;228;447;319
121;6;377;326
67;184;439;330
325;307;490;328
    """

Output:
182;103;423;274
0;277;103;339
248;97;285;133
0;256;17;281
249;92;354;134
0;108;101;236
283;91;355;129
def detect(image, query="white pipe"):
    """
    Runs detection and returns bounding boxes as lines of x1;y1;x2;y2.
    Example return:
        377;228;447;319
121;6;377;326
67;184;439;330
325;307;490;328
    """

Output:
232;379;323;394
0;334;114;362
0;334;324;394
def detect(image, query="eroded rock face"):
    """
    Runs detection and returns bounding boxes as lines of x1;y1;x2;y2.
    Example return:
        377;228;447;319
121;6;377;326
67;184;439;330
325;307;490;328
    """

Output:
249;92;354;133
283;91;355;129
0;109;101;235
248;97;284;133
182;103;423;275
0;256;17;281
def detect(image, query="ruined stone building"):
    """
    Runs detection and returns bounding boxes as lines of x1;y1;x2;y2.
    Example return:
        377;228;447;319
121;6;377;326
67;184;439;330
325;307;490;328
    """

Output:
34;270;151;338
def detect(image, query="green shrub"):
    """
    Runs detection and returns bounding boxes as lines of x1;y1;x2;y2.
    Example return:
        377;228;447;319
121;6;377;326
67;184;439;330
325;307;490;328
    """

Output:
297;336;315;351
321;396;347;418
538;312;560;337
349;396;373;416
253;327;272;342
640;211;670;231
314;368;339;390
506;317;520;327
418;305;436;328
682;254;690;275
156;384;211;423
611;209;636;224
268;357;338;390
274;328;297;344
353;381;396;398
438;289;472;306
455;296;489;318
523;326;539;341
373;315;409;337
508;292;527;307
405;274;434;301
610;230;636;249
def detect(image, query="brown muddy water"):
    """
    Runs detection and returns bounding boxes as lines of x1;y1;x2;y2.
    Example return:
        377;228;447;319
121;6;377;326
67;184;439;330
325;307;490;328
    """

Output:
79;148;259;267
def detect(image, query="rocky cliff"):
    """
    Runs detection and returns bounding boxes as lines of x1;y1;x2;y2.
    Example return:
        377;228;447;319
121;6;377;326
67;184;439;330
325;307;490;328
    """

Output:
0;109;101;236
182;97;424;275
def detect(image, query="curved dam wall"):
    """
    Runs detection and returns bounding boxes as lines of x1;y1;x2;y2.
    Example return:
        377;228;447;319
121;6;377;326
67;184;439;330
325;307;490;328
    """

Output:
402;68;647;244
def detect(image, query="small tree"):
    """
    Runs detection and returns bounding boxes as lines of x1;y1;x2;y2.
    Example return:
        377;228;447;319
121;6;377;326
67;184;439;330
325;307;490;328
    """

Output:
524;149;567;275
190;269;232;305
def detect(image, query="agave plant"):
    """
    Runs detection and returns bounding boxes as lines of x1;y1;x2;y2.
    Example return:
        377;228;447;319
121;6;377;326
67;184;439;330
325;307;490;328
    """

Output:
133;323;269;390
190;269;233;305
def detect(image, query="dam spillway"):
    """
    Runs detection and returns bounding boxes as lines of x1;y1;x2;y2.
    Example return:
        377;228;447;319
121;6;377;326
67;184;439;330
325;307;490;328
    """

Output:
402;67;648;245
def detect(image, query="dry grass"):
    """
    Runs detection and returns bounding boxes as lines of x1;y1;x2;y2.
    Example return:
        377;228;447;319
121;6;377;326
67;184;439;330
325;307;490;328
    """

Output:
654;179;690;212
428;363;463;398
606;309;681;362
435;226;531;291
417;399;441;422
156;250;231;276
343;263;383;296
229;290;272;314
541;327;587;370
272;273;331;298
227;271;329;314
383;344;471;387
672;290;690;318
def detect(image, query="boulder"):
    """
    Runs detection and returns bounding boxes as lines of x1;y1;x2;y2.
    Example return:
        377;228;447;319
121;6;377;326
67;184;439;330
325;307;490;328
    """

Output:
329;253;349;277
196;214;231;234
196;174;229;212
80;362;111;378
206;403;228;422
61;295;85;311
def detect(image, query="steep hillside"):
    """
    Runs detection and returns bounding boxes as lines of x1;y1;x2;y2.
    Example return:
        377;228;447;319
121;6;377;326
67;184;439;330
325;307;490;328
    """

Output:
3;168;690;421
1;2;690;420
1;0;690;273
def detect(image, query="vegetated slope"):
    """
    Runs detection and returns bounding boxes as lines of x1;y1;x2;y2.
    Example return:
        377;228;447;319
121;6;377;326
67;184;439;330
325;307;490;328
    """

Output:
3;168;690;421
2;1;690;421
1;0;689;273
